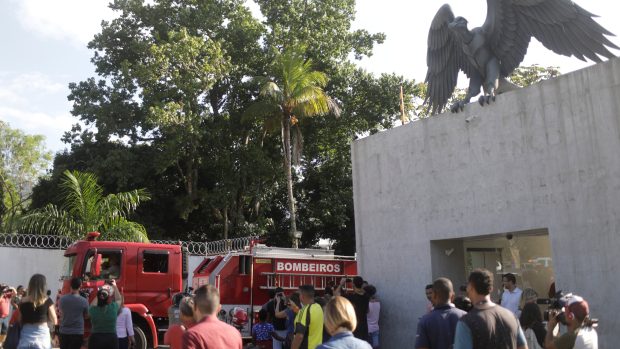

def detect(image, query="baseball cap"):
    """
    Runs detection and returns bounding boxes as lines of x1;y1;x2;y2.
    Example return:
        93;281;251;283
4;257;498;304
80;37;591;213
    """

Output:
275;287;284;294
562;294;589;320
98;287;111;301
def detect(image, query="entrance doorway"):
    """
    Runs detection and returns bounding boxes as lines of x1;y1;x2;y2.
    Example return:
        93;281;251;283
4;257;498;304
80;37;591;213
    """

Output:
431;229;555;304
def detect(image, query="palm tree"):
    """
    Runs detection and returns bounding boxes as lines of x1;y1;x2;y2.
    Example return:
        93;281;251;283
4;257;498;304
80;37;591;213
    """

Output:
252;49;339;246
19;170;150;242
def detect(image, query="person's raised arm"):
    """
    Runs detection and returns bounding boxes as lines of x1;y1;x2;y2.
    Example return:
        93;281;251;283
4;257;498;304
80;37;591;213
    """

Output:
275;308;288;319
275;298;288;319
544;312;559;349
334;277;346;297
110;280;122;305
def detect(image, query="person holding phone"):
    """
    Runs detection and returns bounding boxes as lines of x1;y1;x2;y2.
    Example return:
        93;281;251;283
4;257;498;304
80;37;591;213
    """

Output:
267;287;289;349
88;279;122;349
335;277;370;341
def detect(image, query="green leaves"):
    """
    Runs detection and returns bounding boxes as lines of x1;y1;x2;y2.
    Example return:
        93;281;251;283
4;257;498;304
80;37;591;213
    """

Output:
20;170;150;242
0;121;52;230
509;65;561;88
261;50;336;120
53;0;419;250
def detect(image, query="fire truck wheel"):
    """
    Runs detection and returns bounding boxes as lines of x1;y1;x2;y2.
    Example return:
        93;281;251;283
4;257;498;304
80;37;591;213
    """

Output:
133;324;148;349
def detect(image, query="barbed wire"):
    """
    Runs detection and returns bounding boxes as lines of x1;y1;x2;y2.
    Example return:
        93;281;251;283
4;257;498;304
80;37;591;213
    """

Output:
0;233;258;256
151;239;208;255
0;233;73;249
205;236;257;256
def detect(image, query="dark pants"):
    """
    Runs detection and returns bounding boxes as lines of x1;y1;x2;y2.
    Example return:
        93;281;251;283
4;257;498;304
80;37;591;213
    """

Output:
60;333;84;349
118;336;129;349
88;333;118;349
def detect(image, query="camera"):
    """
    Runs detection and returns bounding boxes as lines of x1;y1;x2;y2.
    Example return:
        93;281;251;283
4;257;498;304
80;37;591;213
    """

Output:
543;291;567;324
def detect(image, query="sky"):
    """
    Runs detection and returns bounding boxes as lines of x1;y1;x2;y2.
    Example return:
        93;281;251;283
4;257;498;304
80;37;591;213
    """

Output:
1;0;619;153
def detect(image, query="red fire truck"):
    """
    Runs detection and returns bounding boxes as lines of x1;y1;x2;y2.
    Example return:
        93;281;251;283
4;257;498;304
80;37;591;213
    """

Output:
59;232;356;348
60;232;189;349
192;241;357;338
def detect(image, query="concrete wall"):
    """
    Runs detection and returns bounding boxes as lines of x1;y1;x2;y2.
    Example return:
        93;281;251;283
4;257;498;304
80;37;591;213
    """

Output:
0;247;66;299
352;58;620;347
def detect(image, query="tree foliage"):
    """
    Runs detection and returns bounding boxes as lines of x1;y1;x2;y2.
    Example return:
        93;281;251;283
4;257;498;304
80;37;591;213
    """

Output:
33;0;431;252
250;48;339;243
509;65;561;87
22;170;150;241
0;121;52;231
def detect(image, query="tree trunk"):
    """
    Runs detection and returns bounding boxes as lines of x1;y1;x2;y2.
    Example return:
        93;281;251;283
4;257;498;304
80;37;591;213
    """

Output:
281;114;297;246
223;206;229;240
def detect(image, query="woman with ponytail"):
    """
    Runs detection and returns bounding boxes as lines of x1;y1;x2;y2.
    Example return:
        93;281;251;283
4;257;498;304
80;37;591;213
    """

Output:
17;274;57;349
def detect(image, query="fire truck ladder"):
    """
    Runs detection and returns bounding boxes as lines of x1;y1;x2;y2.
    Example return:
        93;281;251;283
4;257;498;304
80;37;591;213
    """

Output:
260;273;356;291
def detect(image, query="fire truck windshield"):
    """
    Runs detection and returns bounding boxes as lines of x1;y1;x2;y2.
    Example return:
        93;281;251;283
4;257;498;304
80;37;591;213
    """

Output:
62;254;77;280
84;251;122;280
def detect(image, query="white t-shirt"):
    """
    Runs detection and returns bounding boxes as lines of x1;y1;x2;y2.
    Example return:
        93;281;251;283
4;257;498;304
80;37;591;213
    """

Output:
116;307;135;338
367;300;380;333
574;327;598;349
524;328;543;349
500;287;523;317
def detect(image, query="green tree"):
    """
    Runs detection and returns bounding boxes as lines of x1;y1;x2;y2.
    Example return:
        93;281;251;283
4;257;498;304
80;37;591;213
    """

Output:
509;64;561;87
251;49;339;245
66;0;278;234
41;0;414;251
21;170;150;241
0;121;52;230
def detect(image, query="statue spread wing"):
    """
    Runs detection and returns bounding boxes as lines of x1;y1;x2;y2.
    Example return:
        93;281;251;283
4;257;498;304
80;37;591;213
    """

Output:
484;0;619;77
424;0;618;114
424;4;475;115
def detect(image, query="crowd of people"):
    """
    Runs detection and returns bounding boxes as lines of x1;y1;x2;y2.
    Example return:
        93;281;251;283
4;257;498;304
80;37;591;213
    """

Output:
415;269;598;349
0;268;598;349
0;275;136;349
255;276;381;349
0;273;380;349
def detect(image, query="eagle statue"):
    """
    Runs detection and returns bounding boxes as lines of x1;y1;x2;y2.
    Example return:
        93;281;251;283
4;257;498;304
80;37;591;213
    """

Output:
424;0;618;114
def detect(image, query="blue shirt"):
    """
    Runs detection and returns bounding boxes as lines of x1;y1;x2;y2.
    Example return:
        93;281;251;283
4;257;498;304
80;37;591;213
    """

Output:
317;331;372;349
453;320;527;349
285;308;295;335
415;303;467;349
253;322;275;341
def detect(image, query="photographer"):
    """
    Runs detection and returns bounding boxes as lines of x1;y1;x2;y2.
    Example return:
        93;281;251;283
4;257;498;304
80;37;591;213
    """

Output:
88;279;122;349
267;287;288;349
544;294;597;349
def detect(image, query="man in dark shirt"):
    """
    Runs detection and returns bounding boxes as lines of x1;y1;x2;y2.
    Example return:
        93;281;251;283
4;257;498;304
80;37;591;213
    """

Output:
266;287;288;349
454;269;527;349
335;276;369;341
415;277;466;349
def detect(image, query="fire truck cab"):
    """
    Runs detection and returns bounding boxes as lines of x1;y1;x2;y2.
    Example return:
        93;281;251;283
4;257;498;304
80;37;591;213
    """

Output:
60;232;188;349
192;242;357;338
